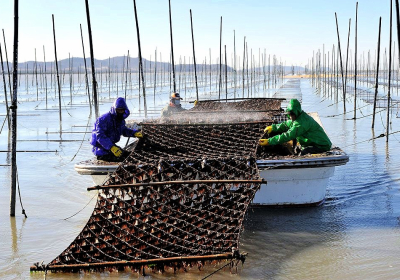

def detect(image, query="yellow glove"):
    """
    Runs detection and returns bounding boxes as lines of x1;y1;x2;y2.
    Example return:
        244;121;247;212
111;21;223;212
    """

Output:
264;126;273;134
194;100;199;106
110;146;123;157
259;139;269;146
134;132;143;138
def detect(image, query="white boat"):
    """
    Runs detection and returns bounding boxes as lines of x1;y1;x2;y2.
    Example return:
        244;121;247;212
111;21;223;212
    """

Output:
76;98;349;207
254;149;348;206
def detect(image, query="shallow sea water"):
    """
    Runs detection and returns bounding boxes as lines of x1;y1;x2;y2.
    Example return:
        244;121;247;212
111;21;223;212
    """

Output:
1;76;400;279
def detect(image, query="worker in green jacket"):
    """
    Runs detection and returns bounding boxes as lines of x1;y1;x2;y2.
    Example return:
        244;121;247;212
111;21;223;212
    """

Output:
259;99;332;155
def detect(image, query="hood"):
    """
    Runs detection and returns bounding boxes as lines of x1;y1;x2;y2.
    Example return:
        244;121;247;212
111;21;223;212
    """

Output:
286;99;302;117
110;97;130;119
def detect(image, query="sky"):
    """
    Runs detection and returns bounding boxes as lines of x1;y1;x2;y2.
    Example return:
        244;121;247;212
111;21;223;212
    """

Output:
0;0;394;67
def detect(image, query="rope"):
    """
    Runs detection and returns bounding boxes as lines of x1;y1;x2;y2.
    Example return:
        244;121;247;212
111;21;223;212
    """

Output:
0;115;7;135
201;260;234;280
16;168;27;218
69;111;92;162
63;192;97;220
342;130;400;148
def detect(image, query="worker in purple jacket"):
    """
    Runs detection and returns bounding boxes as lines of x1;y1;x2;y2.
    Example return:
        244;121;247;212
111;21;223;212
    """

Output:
90;97;142;162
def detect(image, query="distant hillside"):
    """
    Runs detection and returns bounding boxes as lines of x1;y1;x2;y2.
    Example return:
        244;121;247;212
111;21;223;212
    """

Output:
1;56;304;74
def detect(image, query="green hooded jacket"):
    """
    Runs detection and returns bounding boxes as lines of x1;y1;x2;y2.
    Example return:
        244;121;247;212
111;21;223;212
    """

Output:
268;99;332;151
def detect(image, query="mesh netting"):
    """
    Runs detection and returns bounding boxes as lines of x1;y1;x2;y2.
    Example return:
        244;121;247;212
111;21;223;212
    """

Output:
151;98;285;124
31;99;285;273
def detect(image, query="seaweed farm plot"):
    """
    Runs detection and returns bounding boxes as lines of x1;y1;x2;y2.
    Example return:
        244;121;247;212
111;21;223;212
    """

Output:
31;119;275;274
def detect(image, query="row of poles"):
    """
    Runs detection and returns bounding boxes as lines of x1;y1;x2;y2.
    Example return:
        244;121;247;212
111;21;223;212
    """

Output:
306;1;399;143
7;0;101;216
1;52;286;105
4;0;288;216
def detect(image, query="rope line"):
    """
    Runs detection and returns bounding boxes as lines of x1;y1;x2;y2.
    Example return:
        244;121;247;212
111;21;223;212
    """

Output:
63;192;97;221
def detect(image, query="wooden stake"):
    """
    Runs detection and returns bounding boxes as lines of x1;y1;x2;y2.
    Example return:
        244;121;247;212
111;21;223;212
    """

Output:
52;14;62;126
335;13;346;112
219;16;222;99
387;0;393;141
354;2;358;119
344;19;351;109
0;42;10;128
168;0;176;93
372;17;382;129
43;46;48;108
10;0;19;217
133;0;147;117
80;24;91;110
225;44;228;100
84;0;99;118
190;9;199;101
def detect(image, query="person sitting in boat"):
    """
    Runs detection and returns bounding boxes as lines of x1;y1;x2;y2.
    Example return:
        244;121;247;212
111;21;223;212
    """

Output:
90;97;143;162
161;92;186;117
259;98;332;155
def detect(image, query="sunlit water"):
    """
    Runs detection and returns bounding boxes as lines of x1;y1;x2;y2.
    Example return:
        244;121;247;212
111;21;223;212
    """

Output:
1;75;400;279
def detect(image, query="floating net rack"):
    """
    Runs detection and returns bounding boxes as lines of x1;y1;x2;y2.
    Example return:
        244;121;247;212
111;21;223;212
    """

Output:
31;98;285;275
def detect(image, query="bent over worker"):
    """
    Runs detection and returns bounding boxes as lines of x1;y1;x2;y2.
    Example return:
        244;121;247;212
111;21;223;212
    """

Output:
259;99;332;155
90;97;142;162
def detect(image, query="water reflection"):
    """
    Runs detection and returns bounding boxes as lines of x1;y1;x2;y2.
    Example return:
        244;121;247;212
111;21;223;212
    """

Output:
10;217;17;254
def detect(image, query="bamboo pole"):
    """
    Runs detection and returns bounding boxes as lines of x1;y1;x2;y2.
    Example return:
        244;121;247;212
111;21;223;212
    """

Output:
80;24;91;111
84;0;99;118
2;30;13;103
43;46;48;108
396;0;400;64
10;0;19;217
133;0;147;117
242;36;245;98
372;17;382;129
225;44;228;100
335;13;346;112
387;0;393;142
190;9;199;101
246;43;249;95
124;50;129;99
168;0;176;93
108;57;111;99
34;48;39;100
154;48;157;105
354;2;358;119
344;19;351;109
52;15;62;127
88;179;265;191
219;16;222;99
30;253;237;272
234;30;236;98
0;42;10;128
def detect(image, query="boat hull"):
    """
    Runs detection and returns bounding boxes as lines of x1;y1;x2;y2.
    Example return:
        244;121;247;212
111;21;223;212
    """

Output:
75;151;348;207
253;166;335;206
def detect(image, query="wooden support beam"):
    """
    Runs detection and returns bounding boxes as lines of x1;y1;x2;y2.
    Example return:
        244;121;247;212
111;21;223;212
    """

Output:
30;252;244;272
88;179;265;191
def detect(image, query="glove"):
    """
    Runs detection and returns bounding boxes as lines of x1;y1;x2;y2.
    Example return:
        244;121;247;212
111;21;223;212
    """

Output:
110;146;123;157
259;139;269;146
264;126;273;134
134;132;143;138
194;100;199;106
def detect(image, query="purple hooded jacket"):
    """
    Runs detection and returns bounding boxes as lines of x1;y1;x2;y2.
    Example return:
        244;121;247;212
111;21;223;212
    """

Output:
90;97;137;156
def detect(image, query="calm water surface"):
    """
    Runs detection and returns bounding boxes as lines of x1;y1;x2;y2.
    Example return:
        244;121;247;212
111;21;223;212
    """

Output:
1;77;400;279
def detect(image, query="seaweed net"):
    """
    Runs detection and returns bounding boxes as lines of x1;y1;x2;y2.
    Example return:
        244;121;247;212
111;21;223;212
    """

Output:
150;98;286;124
31;100;282;274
